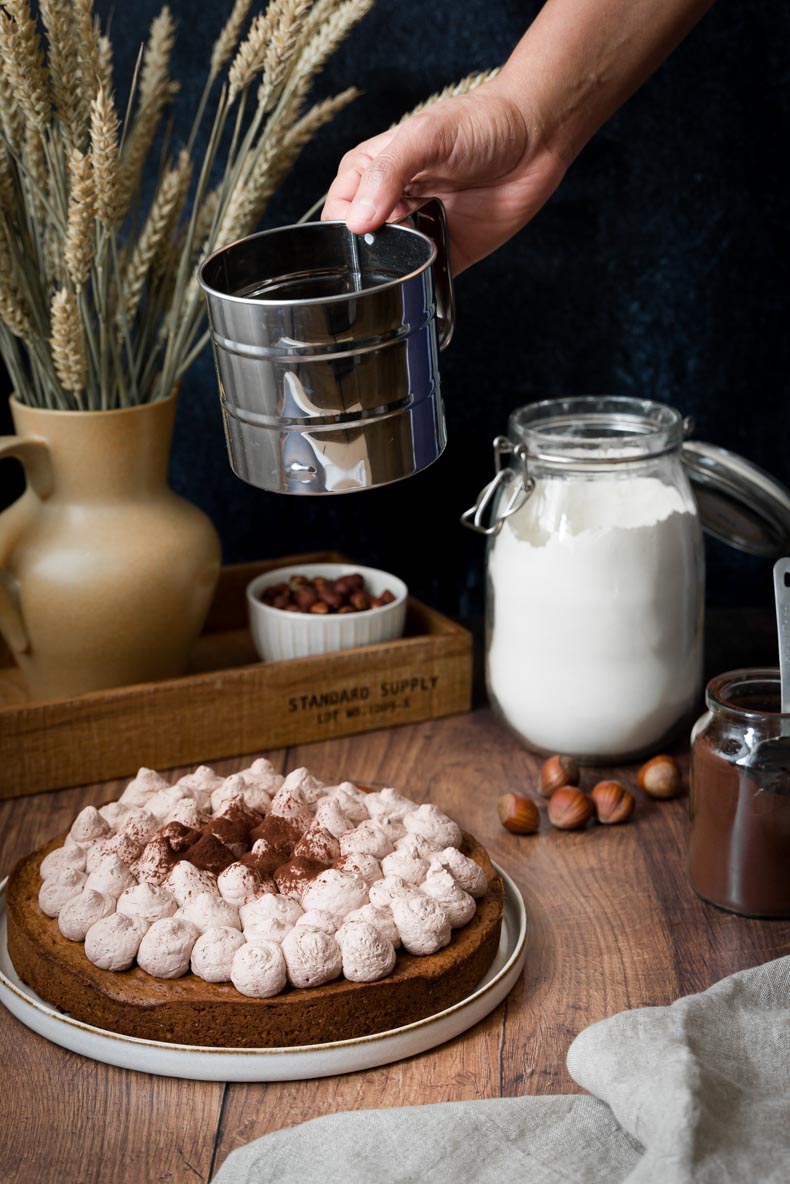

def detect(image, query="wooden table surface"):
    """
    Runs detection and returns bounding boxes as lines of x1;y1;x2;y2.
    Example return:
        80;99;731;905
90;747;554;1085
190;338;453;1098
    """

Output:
2;705;789;1183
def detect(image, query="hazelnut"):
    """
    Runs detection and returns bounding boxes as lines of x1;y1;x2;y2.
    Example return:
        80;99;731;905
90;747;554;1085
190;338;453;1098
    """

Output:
591;780;635;825
497;792;540;835
294;587;318;611
539;754;580;797
259;572;396;615
319;588;343;609
638;755;681;799
547;787;593;830
350;590;371;611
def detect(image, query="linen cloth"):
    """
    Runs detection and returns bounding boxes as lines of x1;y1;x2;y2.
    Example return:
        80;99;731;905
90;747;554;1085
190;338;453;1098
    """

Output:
212;956;790;1184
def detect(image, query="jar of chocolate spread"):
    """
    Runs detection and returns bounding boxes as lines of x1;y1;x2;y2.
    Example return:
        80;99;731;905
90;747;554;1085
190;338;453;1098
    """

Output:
689;669;790;918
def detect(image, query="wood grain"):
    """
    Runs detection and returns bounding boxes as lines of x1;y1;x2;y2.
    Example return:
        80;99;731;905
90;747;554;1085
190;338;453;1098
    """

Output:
1;713;788;1184
0;557;472;799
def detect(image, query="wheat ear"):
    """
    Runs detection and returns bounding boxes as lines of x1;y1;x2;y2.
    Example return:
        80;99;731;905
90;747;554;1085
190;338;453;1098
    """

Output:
119;149;191;330
72;0;102;139
0;229;32;340
260;0;313;106
0;22;24;151
50;286;86;395
96;33;113;98
64;149;95;287
229;0;314;104
23;125;49;234
119;6;177;212
272;0;373;119
0;0;51;132
90;84;122;228
0;146;14;214
39;0;84;148
0;1;50;131
210;0;253;83
228;6;277;103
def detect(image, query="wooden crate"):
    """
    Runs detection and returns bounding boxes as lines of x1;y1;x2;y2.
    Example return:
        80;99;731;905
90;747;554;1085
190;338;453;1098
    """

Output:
0;553;472;799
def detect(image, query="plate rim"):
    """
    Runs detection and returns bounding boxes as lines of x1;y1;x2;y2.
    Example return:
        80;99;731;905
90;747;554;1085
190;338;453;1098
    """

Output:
0;863;527;1058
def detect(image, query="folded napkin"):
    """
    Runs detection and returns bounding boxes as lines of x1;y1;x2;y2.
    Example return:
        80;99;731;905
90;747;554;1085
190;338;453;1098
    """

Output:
212;956;790;1184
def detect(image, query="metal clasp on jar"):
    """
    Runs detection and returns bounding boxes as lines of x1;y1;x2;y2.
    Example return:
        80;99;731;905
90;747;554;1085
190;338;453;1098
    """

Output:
460;436;534;536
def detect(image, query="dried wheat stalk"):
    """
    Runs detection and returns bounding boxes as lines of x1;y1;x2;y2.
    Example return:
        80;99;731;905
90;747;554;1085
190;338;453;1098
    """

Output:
220;84;358;244
50;287;86;396
24;126;49;235
210;0;253;82
119;149;191;330
0;0;51;132
96;33;113;97
119;6;178;214
64;149;95;288
0;0;490;414
281;0;374;107
90;84;122;229
0;146;15;214
0;18;23;151
228;3;280;101
73;0;102;137
0;229;32;340
39;0;85;149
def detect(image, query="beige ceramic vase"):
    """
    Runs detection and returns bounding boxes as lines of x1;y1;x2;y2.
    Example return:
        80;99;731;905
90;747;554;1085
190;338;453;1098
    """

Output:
0;392;221;699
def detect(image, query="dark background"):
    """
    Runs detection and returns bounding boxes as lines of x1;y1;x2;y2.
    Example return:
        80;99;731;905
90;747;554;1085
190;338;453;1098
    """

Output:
2;0;789;617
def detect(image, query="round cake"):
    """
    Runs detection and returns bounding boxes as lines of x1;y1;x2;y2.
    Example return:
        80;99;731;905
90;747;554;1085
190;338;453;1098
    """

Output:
7;761;504;1047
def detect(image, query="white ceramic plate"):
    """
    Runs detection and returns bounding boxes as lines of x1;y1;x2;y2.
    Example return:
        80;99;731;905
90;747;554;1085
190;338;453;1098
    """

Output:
0;865;526;1082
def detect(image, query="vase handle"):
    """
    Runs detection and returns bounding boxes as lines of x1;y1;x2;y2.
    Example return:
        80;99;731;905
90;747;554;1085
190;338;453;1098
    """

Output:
0;434;53;654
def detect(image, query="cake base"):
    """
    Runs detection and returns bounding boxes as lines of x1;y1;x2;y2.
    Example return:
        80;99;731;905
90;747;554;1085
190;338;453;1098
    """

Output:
7;833;504;1048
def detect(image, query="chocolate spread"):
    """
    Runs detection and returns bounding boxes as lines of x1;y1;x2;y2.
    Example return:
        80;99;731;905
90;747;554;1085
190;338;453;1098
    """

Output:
689;724;790;918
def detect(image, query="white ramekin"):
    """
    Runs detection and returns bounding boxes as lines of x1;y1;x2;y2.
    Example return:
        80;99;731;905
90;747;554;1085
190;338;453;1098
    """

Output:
246;563;408;661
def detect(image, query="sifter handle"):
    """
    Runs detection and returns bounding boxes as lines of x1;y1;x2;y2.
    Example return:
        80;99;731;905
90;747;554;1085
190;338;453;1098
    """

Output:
396;197;455;349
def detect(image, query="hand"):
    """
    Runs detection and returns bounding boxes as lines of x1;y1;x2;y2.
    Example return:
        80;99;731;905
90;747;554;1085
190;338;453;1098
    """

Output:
322;82;567;275
322;0;715;275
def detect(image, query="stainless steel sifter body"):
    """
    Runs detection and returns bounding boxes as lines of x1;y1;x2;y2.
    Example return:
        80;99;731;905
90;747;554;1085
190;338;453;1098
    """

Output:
198;199;454;495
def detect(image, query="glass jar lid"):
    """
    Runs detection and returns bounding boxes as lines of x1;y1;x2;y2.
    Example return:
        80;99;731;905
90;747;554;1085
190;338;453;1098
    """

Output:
463;395;790;552
511;396;790;556
681;441;790;557
509;395;684;467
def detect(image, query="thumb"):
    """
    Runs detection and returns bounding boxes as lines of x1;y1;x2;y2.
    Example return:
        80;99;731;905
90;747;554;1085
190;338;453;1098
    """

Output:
346;119;441;233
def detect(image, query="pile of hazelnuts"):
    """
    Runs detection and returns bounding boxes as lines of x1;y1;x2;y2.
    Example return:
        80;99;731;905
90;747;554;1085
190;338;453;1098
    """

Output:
497;752;682;835
260;572;397;615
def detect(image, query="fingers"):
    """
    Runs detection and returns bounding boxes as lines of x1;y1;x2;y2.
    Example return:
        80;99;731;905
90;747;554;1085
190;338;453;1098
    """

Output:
322;131;397;224
323;118;441;233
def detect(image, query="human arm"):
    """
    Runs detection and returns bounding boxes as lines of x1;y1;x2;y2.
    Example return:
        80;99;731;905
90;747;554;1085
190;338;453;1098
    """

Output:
322;0;716;273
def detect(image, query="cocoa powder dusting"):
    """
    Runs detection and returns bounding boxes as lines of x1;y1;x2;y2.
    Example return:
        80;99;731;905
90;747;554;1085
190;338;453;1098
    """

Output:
250;815;302;857
187;833;236;874
218;800;263;829
209;816;252;855
274;857;325;898
158;822;201;853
